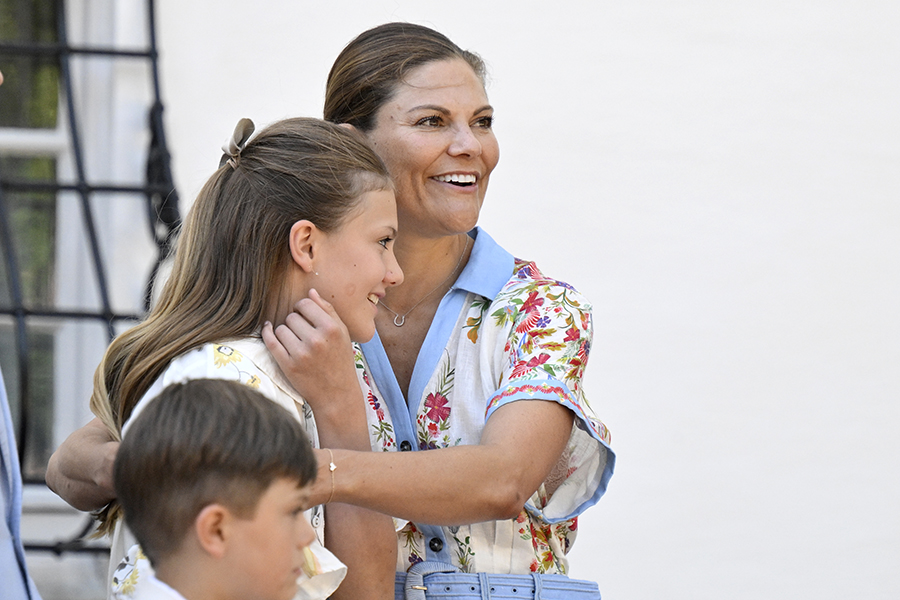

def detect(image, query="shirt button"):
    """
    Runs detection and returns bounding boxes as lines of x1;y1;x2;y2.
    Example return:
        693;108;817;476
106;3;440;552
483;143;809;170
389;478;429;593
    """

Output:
429;537;443;552
400;440;412;452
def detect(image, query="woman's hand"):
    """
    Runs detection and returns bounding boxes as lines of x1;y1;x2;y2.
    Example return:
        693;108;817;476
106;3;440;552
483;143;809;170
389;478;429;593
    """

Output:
46;417;119;512
262;289;370;451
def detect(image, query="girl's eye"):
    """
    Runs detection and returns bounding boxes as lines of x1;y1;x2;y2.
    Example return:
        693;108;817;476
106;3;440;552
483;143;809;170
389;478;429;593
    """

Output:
416;115;442;127
379;237;393;249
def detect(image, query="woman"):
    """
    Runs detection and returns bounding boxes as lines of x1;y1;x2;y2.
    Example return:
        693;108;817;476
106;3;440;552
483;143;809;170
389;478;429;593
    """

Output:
264;23;615;599
51;117;402;600
49;23;615;600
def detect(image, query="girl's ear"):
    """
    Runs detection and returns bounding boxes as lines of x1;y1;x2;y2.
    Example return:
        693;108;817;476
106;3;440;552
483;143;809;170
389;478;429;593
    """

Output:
289;220;316;273
195;504;229;559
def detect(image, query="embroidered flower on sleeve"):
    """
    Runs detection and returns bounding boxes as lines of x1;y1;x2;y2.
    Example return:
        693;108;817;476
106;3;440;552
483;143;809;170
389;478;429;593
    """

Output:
520;290;544;314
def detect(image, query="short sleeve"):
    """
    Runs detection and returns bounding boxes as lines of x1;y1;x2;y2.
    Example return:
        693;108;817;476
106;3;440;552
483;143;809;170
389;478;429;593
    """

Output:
293;540;347;600
484;267;614;523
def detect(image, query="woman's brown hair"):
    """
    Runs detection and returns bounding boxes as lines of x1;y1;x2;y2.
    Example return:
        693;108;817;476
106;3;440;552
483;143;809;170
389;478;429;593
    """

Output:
324;22;486;130
90;117;389;534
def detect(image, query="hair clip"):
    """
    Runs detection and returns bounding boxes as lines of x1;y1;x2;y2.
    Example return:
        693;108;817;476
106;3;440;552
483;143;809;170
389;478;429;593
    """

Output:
219;118;255;169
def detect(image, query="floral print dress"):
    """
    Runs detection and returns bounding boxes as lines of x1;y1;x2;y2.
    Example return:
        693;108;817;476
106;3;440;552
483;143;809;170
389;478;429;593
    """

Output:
356;228;615;576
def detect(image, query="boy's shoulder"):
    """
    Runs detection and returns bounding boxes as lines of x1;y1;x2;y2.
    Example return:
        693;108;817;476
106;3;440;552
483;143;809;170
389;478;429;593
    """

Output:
128;573;187;600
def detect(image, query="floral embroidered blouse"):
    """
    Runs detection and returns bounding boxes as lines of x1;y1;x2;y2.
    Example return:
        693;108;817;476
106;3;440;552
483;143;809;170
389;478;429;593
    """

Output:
108;339;346;600
357;227;615;576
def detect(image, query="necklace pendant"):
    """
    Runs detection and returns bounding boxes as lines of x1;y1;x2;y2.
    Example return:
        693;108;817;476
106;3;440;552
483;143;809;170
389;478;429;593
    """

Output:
393;314;406;327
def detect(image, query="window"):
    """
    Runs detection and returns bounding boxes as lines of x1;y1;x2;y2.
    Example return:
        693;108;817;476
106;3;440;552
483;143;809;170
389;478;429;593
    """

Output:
0;0;179;487
1;0;63;482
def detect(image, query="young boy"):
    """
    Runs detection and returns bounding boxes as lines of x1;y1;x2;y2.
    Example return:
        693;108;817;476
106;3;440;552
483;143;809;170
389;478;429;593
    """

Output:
113;379;320;600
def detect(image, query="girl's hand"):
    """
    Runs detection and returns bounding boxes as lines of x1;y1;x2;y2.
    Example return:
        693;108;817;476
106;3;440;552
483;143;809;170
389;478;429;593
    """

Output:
262;289;370;450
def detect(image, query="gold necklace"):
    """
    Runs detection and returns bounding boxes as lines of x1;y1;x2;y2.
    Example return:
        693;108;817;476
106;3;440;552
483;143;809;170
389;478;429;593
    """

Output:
379;235;470;327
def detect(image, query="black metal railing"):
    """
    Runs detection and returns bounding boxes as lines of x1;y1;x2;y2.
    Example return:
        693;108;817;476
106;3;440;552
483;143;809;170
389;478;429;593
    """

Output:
0;0;179;553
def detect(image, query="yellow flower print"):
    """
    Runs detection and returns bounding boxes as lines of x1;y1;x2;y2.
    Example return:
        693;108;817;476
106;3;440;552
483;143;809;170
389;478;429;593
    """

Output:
245;374;261;389
118;567;139;596
301;546;322;578
213;344;242;368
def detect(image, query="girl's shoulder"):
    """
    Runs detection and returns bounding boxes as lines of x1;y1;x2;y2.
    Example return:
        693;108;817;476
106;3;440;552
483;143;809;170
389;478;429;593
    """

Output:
124;341;269;433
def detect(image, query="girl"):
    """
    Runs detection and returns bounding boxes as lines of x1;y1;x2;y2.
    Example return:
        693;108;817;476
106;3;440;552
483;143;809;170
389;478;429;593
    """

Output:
55;117;402;600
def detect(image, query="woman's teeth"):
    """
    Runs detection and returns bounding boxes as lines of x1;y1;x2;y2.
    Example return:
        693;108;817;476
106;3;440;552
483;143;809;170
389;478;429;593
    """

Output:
434;174;476;185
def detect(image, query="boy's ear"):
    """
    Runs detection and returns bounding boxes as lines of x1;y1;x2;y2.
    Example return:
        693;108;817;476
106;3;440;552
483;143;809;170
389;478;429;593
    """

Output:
195;504;230;559
288;220;316;273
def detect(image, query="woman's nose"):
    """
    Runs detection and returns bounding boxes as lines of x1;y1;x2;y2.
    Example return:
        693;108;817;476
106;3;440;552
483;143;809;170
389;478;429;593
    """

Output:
448;124;482;157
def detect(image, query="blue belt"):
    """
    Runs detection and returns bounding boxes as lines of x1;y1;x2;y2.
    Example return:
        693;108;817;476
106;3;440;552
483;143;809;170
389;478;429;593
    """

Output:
394;561;601;600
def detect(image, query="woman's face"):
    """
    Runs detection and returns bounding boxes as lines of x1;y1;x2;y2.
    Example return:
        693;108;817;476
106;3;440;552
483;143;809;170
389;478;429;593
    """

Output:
311;188;403;342
363;58;500;239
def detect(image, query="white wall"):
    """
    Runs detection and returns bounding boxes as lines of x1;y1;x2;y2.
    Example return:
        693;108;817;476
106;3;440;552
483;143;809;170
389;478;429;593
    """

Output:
156;2;900;598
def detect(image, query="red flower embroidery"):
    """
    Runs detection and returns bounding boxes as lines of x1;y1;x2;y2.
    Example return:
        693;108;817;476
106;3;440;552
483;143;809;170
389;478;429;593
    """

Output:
516;309;542;334
563;326;580;342
521;291;544;314
424;393;450;422
510;354;551;379
528;354;550;368
427;422;439;437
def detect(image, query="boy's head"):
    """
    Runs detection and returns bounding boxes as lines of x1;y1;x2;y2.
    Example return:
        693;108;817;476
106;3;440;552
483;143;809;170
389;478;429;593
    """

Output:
114;379;317;599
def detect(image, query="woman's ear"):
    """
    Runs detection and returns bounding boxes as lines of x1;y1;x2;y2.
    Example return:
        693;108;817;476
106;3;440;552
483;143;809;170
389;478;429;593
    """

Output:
289;220;316;272
195;504;229;559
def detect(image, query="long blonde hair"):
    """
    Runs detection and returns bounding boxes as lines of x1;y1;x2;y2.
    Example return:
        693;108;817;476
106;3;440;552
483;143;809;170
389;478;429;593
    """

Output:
90;117;389;534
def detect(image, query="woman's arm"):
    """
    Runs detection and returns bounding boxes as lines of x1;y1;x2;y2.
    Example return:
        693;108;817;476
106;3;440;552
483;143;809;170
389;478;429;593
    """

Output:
45;417;119;512
311;396;574;524
264;290;577;524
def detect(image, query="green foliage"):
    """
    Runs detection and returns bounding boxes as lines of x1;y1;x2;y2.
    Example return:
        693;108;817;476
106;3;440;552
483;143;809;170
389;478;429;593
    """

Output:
0;156;56;308
0;0;60;128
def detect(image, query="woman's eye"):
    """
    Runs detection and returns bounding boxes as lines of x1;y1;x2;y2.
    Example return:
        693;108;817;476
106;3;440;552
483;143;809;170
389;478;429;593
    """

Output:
475;115;493;129
416;115;442;127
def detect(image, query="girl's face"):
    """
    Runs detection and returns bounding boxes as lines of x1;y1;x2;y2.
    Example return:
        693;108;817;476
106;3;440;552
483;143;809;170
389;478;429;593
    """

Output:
363;58;500;239
311;188;403;342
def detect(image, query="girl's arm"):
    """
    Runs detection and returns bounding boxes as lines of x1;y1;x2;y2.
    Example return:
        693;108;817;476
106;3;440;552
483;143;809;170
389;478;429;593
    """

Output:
263;293;396;600
46;417;119;512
